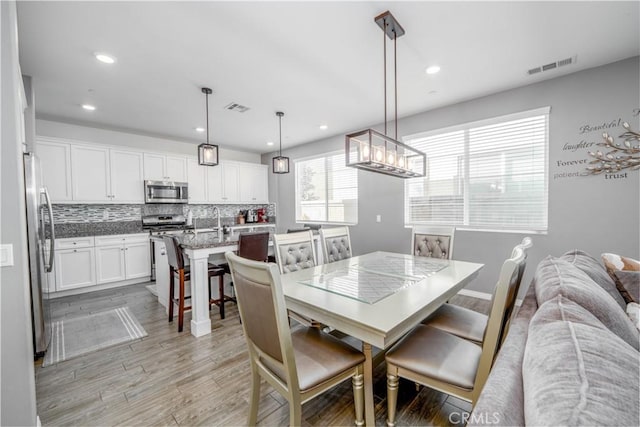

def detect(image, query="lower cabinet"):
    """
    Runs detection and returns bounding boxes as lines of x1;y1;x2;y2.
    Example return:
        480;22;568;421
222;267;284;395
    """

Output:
55;247;96;291
95;234;150;284
53;234;150;293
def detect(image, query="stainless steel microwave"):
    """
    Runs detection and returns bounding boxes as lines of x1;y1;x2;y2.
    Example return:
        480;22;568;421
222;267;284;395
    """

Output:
144;180;189;203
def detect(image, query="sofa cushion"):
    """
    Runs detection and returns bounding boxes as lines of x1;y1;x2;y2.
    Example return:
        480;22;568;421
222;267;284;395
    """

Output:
523;296;640;426
534;256;639;350
561;250;626;309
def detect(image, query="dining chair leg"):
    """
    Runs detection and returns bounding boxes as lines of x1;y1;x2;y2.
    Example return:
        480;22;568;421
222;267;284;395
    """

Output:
248;362;261;426
289;401;302;427
168;267;175;322
386;371;399;427
178;269;185;332
218;275;225;319
352;368;365;426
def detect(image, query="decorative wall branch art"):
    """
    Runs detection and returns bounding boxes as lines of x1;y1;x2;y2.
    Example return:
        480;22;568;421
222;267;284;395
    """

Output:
585;122;640;175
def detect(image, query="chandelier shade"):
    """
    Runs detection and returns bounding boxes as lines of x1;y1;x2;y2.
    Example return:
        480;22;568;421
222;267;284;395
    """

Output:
346;129;425;177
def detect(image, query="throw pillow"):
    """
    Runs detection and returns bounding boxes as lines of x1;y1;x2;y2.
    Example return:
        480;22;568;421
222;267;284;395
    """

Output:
533;256;639;350
523;298;640;426
561;250;626;309
602;253;640;303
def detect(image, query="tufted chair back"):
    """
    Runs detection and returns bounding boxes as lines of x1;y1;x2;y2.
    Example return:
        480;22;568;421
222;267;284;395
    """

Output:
272;230;318;274
319;226;352;263
411;226;455;260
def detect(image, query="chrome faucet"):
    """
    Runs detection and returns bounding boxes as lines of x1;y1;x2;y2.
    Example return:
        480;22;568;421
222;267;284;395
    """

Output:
212;206;223;240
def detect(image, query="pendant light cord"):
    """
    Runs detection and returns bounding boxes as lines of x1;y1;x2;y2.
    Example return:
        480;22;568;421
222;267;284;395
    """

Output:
394;31;398;141
384;18;387;136
205;91;210;143
279;114;282;156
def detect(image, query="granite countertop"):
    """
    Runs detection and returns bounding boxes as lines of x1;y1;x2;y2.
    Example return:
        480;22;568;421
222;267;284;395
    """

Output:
53;221;145;239
175;230;277;250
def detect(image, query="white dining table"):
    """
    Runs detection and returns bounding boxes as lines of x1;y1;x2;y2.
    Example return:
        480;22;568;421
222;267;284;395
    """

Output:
279;251;484;426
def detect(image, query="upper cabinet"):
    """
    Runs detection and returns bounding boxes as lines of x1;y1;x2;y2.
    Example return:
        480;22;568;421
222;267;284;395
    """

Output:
186;158;208;204
37;138;267;205
239;163;269;203
143;153;187;182
37;139;72;201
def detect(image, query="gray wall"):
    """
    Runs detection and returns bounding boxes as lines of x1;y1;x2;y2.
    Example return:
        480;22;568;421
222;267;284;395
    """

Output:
264;57;640;295
36;118;261;163
1;1;38;425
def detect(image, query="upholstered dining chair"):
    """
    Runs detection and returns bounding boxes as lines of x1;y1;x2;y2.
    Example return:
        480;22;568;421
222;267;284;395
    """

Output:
162;236;226;331
224;252;366;426
385;246;527;425
420;237;532;346
319;226;352;263
411;226;455;259
272;230;317;274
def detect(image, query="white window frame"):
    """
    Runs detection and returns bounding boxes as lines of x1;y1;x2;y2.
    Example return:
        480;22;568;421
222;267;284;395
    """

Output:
294;150;358;226
403;107;550;234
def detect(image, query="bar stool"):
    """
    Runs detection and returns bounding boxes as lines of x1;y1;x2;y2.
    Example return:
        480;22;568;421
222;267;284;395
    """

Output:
162;236;226;332
220;231;270;278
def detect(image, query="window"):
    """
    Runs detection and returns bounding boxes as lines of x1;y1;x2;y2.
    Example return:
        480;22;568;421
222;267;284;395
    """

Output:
404;107;549;232
295;152;358;224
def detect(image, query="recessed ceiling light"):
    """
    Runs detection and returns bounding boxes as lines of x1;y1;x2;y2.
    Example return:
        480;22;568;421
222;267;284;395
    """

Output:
319;124;328;130
81;104;96;111
425;65;440;75
195;127;205;133
266;141;274;146
94;53;116;64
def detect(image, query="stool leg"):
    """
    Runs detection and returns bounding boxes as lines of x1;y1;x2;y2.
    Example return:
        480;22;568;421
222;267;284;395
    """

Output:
219;275;225;319
178;269;185;332
168;267;174;322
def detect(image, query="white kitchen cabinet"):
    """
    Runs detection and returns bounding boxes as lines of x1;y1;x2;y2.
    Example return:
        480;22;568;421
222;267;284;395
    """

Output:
221;161;240;202
95;234;150;284
143;153;187;182
206;164;223;202
95;245;126;284
36;140;72;202
109;150;144;203
71;145;111;202
187;158;208;203
239;163;269;203
55;247;96;291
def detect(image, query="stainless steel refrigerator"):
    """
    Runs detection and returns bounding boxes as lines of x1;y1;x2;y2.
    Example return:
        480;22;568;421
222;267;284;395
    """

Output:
23;152;56;356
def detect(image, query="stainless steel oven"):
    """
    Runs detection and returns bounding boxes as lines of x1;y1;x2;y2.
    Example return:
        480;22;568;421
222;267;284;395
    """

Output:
144;180;188;204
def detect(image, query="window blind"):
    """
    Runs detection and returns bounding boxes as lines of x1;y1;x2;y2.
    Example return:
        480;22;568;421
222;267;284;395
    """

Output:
404;107;549;232
295;152;358;224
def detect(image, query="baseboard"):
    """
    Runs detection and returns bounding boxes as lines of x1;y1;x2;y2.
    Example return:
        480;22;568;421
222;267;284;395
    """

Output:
457;289;524;306
49;277;150;299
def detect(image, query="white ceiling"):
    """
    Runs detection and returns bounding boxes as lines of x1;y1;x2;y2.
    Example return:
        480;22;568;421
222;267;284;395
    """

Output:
17;1;639;154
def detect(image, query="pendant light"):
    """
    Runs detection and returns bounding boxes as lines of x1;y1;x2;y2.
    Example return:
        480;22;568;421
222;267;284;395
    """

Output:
198;87;219;166
345;11;426;178
272;111;289;174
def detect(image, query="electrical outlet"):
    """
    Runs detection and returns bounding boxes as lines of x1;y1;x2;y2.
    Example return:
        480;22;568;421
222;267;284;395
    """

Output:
103;210;109;220
376;215;381;223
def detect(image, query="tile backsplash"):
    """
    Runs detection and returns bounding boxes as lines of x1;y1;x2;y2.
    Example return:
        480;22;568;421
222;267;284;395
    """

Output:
52;203;277;224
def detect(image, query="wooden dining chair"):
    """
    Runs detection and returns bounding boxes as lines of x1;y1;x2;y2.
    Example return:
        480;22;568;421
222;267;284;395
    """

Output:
385;246;527;426
224;252;366;426
420;237;532;345
162;236;226;331
272;230;317;274
319;226;352;263
411;226;455;259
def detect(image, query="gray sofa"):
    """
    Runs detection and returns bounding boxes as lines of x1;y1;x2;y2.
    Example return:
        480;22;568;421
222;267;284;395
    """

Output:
471;250;639;426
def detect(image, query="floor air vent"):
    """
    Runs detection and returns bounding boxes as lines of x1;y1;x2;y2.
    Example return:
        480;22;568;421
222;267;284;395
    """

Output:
527;56;576;76
224;103;250;113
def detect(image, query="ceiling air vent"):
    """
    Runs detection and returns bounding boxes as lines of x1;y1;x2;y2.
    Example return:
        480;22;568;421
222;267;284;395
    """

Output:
224;102;250;113
527;56;576;76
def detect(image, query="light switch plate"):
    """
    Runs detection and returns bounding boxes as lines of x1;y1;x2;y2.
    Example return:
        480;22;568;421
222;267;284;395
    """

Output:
376;215;381;223
0;244;14;267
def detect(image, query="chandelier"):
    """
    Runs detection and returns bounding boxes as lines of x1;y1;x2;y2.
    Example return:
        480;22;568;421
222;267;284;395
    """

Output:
345;11;426;178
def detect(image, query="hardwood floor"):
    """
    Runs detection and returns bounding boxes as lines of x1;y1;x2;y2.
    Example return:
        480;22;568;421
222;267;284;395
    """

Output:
36;283;489;426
